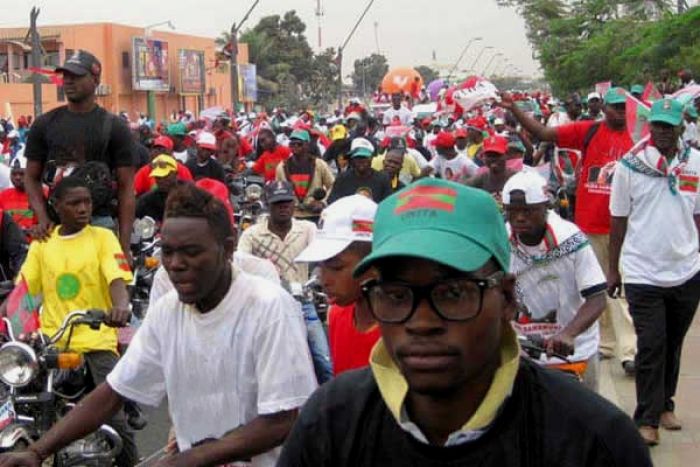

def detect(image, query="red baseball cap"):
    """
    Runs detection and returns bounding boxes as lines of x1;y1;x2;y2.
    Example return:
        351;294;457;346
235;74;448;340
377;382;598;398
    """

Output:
482;135;508;156
454;128;468;138
152;135;174;152
466;116;488;131
432;131;456;149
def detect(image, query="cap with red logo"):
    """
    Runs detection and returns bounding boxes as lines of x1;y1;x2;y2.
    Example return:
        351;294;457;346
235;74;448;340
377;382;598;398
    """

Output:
482;135;508;156
196;132;218;151
432;131;456;149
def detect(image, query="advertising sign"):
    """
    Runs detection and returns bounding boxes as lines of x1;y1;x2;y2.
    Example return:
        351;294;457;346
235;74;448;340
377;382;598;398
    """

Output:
178;49;205;95
133;37;170;92
238;64;257;102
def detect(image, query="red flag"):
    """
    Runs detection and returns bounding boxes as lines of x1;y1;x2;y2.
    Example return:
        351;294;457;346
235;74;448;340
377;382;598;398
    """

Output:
595;81;612;96
1;275;41;337
626;94;651;144
28;67;64;86
642;82;662;104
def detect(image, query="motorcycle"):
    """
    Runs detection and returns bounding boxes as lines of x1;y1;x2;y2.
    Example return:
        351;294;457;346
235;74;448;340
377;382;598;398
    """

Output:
0;310;123;465
129;217;160;325
226;170;266;231
518;334;587;381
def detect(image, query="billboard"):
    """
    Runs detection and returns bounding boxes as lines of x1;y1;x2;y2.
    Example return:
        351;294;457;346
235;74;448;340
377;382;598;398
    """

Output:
178;49;205;95
238;64;257;102
132;37;170;92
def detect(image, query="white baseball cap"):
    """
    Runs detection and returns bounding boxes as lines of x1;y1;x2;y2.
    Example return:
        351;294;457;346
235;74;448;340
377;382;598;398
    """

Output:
296;194;378;263
493;118;505;126
502;169;550;205
587;92;602;102
349;137;375;158
196;131;217;150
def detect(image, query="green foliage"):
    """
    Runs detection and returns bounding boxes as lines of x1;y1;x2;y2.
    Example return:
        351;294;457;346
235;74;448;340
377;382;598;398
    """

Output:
218;10;341;109
496;0;697;95
415;65;440;84
351;54;389;96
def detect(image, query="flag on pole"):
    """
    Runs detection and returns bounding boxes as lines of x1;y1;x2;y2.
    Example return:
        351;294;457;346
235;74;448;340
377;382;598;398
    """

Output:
626;94;651;144
642;82;663;104
0;275;41;337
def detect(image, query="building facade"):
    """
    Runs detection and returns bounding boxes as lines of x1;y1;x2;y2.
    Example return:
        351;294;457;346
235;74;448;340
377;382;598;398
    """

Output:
0;22;250;121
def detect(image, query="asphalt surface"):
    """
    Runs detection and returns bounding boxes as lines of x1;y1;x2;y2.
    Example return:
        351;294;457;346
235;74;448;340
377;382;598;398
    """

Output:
134;400;170;461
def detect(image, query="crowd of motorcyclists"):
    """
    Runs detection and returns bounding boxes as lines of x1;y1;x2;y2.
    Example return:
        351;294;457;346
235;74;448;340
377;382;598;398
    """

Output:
0;48;699;465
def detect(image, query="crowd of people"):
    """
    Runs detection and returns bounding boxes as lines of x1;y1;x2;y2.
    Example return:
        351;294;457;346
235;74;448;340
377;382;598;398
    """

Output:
0;48;699;466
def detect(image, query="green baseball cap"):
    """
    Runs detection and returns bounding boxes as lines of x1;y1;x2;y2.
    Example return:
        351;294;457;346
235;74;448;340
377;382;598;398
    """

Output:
354;178;510;277
650;98;684;126
631;84;644;95
166;122;187;137
604;87;627;105
290;129;311;142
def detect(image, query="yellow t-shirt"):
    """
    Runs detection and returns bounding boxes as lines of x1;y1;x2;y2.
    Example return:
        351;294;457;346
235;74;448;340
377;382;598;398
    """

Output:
372;153;422;180
467;143;483;160
20;226;133;354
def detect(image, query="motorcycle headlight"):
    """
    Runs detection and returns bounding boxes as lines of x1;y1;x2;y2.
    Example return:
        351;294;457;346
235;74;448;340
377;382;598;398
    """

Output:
0;342;38;387
245;184;263;202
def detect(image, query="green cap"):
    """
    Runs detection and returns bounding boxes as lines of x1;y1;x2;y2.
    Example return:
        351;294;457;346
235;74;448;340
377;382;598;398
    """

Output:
650;98;684;126
685;104;698;119
604;87;627;105
354;178;510;277
290;129;311;142
631;84;644;95
166;122;187;137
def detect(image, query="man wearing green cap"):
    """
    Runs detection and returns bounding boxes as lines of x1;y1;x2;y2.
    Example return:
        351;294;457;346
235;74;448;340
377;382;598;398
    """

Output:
683;104;698;149
500;87;638;376
275;129;334;220
327;137;392;204
631;85;644;101
166;122;190;163
609;98;700;446
279;178;651;466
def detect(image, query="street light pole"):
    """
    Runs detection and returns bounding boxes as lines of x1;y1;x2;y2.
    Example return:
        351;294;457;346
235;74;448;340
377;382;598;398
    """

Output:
469;46;493;74
30;7;42;117
481;52;502;76
230;0;261;114
337;0;376;110
447;37;482;80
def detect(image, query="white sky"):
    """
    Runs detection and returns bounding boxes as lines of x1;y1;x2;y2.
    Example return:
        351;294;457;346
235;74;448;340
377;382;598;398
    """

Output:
3;0;541;77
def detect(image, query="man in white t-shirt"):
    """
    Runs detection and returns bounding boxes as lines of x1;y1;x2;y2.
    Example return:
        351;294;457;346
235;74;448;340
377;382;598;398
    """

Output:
0;184;317;467
382;93;413;127
422;131;479;182
609;99;700;446
503;170;607;391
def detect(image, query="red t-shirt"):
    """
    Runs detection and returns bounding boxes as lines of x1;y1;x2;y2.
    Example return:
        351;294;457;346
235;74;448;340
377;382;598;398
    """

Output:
134;163;194;196
252;145;291;182
328;304;382;376
0;188;41;231
557;121;633;235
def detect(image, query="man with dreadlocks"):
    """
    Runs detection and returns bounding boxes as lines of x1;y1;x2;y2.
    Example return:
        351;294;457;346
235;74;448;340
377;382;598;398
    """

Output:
0;183;317;467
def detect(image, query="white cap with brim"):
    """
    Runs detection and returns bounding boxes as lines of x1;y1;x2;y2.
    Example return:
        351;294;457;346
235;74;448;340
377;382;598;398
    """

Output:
296;194;378;263
502;169;550;205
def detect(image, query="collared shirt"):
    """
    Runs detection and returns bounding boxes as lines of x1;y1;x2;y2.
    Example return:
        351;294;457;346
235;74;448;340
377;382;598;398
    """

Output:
369;326;520;447
237;218;317;284
610;143;700;287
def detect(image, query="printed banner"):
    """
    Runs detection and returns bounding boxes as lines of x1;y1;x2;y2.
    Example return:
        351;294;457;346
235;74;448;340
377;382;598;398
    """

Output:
178;49;205;95
133;37;170;92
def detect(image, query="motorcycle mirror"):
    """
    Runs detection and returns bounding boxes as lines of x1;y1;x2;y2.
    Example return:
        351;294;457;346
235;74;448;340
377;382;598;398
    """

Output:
311;188;326;201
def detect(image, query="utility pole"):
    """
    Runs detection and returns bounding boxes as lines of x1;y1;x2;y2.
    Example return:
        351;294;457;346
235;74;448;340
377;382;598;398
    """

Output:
337;0;376;110
30;7;42;117
229;0;260;114
678;0;688;13
373;21;381;55
315;0;324;49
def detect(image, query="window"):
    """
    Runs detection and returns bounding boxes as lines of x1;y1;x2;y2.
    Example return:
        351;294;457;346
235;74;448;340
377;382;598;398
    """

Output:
122;52;130;69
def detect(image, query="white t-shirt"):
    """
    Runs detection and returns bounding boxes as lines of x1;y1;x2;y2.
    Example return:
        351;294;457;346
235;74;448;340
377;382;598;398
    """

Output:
108;267;316;467
382;106;413;126
508;213;606;363
0;164;10;190
683;121;698;146
172;150;189;163
407;147;429;169
610;145;700;287
429;154;479;182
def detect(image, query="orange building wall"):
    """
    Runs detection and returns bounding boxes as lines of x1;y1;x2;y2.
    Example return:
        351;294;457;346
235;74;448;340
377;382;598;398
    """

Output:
0;22;249;122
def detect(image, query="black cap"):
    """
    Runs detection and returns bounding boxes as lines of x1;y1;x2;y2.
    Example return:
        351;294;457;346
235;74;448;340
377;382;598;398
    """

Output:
56;50;102;77
388;137;407;153
265;181;295;204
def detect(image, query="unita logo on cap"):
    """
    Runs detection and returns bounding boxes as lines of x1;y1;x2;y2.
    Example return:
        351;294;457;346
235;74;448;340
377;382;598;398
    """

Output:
395;185;457;215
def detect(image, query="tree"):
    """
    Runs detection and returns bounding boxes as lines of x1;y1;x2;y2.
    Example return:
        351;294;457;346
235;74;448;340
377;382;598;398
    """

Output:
351;54;389;97
415;65;439;84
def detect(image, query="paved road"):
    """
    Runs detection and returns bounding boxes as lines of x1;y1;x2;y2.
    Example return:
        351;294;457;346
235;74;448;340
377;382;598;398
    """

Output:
135;401;170;461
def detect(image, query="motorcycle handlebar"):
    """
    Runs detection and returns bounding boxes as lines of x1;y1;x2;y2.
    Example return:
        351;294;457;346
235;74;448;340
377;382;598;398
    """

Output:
49;310;107;345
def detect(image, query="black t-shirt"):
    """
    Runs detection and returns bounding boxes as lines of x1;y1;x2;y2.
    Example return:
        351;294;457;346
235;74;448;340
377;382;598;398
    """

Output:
185;158;227;183
279;360;652;467
24;105;135;170
135;190;168;223
327;168;392;204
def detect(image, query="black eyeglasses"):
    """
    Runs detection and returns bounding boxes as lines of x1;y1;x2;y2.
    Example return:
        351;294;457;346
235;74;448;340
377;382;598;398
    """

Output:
361;272;504;324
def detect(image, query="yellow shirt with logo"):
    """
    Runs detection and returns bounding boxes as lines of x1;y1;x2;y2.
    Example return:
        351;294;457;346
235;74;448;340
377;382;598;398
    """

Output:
371;153;422;180
20;226;133;354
